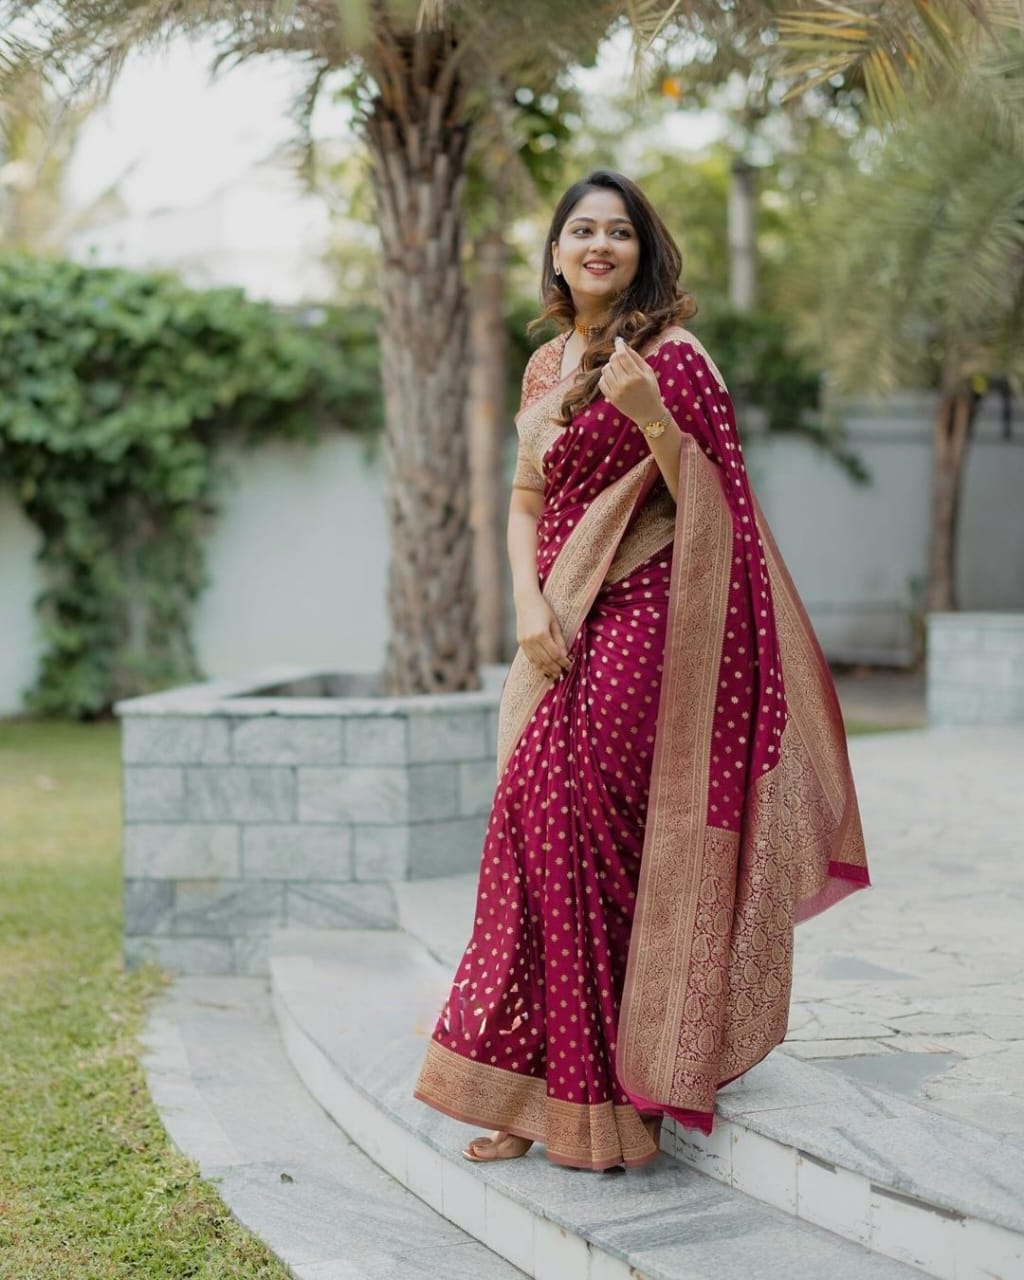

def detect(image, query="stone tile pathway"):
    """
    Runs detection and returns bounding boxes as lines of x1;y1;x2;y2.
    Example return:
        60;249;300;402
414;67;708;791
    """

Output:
785;726;1024;1138
143;976;527;1279
398;724;1024;1142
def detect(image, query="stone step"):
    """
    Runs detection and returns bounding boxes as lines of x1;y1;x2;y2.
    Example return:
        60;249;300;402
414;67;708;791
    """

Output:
141;974;526;1280
393;874;1024;1280
269;928;931;1280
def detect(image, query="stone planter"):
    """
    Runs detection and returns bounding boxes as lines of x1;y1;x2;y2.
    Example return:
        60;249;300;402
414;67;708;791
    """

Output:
116;666;502;975
926;613;1024;727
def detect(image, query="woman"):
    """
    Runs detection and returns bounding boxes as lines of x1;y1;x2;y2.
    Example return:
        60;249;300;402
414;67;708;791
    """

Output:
414;170;869;1171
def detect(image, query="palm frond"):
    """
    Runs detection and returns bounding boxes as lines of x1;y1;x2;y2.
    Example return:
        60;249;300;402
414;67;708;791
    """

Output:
776;0;989;117
812;71;1024;395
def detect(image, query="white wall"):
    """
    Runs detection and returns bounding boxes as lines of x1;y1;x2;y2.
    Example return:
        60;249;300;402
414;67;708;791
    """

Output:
747;394;1024;664
194;435;388;679
2;394;1022;714
0;490;43;712
66;167;339;306
0;434;388;716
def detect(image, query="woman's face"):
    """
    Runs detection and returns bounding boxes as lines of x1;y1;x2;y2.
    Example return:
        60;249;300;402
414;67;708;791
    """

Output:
551;188;641;315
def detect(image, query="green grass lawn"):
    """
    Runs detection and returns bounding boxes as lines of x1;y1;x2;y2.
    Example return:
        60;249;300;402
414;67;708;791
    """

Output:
0;721;290;1280
0;713;898;1278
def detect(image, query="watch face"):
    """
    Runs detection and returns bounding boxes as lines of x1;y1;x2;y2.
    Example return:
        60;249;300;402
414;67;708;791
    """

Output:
644;420;666;438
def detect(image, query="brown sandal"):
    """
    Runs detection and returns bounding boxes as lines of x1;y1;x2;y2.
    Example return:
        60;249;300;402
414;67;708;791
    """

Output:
462;1131;534;1163
643;1116;662;1146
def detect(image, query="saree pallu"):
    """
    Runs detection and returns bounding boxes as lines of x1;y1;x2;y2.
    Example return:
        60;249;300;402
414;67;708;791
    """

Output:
414;325;869;1169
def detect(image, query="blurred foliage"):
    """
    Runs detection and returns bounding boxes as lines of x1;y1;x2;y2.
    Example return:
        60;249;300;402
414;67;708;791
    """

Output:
691;305;870;482
795;42;1024;404
691;305;819;431
0;254;381;718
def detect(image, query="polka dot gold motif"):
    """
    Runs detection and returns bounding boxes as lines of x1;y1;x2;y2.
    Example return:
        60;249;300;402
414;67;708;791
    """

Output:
414;326;869;1169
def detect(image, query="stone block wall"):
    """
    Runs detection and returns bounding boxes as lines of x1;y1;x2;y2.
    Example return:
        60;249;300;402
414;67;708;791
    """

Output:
927;613;1024;726
118;670;501;975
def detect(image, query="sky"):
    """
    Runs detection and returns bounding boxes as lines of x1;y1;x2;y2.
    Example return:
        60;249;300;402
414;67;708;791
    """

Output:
66;41;349;214
66;29;725;220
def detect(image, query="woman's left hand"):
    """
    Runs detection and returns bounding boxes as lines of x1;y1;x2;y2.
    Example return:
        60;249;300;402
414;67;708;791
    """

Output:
598;336;669;427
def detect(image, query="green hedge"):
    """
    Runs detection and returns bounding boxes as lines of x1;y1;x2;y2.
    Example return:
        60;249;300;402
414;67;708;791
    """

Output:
0;254;381;718
0;254;861;719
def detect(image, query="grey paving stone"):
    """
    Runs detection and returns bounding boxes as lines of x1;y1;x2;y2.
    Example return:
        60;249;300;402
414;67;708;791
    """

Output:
124;824;240;879
628;1213;920;1280
791;725;1024;1146
233;934;271;977
394;872;475;966
353;824;410;881
186;767;296;822
125;934;234;974
818;1051;962;1097
298;766;408;824
408;817;487;879
123;715;232;764
164;880;286;937
408;763;459;821
345;716;408;765
232;718;343;765
290;1259;372;1279
242;825;353;881
817;955;913;982
141;977;524;1278
408;711;489;763
285;882;397;930
457;759;496;818
124;878;174;934
271;930;924;1280
123;767;187;820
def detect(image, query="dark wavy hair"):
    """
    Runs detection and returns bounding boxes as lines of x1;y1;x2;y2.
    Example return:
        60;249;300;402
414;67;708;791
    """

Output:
530;169;697;426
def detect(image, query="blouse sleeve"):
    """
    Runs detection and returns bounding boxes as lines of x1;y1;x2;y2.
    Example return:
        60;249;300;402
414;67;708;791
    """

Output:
511;350;546;492
512;441;544;492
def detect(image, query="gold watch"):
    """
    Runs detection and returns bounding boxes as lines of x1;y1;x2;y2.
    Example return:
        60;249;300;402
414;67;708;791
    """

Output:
638;415;671;441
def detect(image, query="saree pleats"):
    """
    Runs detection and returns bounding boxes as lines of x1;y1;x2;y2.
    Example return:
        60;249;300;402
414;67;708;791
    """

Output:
416;546;674;1169
414;325;869;1167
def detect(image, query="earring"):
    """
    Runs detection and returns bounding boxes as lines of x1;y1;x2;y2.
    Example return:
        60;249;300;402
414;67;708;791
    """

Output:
554;264;562;276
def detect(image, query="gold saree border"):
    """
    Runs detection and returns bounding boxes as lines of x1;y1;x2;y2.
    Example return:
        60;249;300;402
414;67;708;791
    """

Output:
617;440;735;1110
414;1040;658;1170
755;499;868;891
513;325;701;481
617;455;870;1116
496;456;658;778
606;485;675;585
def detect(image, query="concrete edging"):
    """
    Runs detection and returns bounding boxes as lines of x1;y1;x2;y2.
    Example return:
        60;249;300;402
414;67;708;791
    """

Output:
268;930;935;1280
927;612;1024;726
117;666;503;976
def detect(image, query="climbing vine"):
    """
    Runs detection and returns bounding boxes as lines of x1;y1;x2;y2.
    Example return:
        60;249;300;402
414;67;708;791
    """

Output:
0;254;381;718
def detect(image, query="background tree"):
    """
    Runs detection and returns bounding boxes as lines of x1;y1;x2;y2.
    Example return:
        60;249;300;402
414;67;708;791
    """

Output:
2;0;1015;698
0;66;120;251
648;0;1023;611
2;0;610;696
804;40;1024;611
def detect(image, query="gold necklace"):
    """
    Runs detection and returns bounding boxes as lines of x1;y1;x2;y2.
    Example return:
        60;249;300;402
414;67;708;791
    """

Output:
574;320;604;338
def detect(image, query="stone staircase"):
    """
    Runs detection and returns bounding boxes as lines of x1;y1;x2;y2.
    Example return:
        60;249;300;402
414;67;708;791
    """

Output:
266;926;1024;1280
141;887;1024;1280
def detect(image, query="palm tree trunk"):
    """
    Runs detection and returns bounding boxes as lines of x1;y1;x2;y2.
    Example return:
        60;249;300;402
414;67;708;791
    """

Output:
927;387;975;613
365;22;479;694
467;222;508;665
728;157;758;312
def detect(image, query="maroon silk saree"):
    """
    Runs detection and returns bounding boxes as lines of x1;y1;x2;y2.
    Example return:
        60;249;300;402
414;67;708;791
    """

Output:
414;325;869;1169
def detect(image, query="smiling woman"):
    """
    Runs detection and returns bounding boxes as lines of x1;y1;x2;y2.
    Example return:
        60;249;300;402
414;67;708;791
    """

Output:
414;170;870;1171
554;190;642;321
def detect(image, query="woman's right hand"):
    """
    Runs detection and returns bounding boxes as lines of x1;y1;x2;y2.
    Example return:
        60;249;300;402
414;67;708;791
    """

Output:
515;590;572;681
